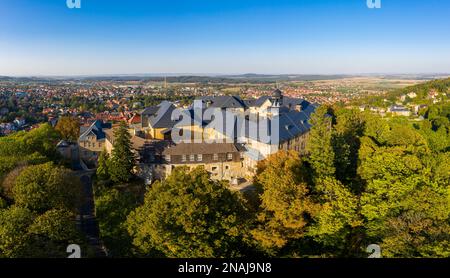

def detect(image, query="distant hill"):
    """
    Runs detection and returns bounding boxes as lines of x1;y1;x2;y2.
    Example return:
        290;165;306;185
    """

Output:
1;74;449;85
353;77;450;107
0;74;351;84
387;77;450;103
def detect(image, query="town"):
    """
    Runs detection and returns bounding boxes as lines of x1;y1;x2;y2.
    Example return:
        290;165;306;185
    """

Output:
1;0;450;267
1;76;448;260
0;75;436;136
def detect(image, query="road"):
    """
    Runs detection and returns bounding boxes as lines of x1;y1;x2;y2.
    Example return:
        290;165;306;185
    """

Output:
78;173;108;257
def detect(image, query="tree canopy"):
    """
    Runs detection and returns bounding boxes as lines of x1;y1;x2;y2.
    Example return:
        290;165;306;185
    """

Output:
55;116;80;141
12;162;82;213
126;167;249;258
252;151;318;255
108;122;136;183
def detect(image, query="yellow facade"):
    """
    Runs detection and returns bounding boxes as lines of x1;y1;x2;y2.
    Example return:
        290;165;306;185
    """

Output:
162;161;244;182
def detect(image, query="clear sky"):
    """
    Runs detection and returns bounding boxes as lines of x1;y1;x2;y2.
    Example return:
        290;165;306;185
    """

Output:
1;0;450;76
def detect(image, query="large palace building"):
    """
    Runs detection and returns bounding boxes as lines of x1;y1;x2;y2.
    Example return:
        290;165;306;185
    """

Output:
79;89;317;183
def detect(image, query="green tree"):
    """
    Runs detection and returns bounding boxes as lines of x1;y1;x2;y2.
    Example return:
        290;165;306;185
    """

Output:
307;177;363;256
0;206;35;258
332;109;366;187
307;106;336;179
23;208;84;258
55;116;80;141
126;167;249;258
12;163;82;213
96;149;110;181
378;187;450;258
95;187;138;257
252;151;318;255
0;124;58;173
359;131;450;257
0;206;85;258
108;122;135;183
20;124;61;159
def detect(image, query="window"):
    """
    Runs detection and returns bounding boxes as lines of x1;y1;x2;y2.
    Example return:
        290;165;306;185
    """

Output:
225;165;230;170
213;153;219;161
190;154;195;162
197;154;203;162
212;166;218;171
181;155;186;162
227;153;233;160
165;155;171;162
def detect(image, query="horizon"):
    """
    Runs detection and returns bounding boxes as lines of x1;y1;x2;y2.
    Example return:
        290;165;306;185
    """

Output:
2;72;450;79
1;0;450;75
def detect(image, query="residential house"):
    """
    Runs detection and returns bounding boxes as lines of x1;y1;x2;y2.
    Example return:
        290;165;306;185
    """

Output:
78;120;112;166
388;105;411;117
160;143;245;181
141;101;177;140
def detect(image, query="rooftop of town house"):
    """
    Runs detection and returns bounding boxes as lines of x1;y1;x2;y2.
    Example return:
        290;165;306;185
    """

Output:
162;142;245;156
79;120;112;141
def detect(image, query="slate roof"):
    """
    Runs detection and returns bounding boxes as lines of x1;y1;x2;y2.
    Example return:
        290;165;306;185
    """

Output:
273;89;283;98
199;96;248;109
282;97;312;110
245;89;313;111
276;110;313;142
139;93;317;145
79;120;111;141
247;96;271;107
163;142;244;155
104;128;158;151
141;101;177;129
241;108;316;144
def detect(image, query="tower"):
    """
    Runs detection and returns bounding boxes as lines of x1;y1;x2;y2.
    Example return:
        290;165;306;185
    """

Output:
272;88;283;107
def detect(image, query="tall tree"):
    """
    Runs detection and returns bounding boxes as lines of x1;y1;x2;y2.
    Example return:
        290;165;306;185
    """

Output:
307;177;363;256
95;187;138;257
96;149;110;181
332;109;366;187
108;122;135;183
307;106;336;179
252;151;318;255
55;116;80;141
126;167;249;258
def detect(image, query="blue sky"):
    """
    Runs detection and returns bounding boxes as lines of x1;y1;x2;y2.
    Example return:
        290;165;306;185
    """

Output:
1;0;450;76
